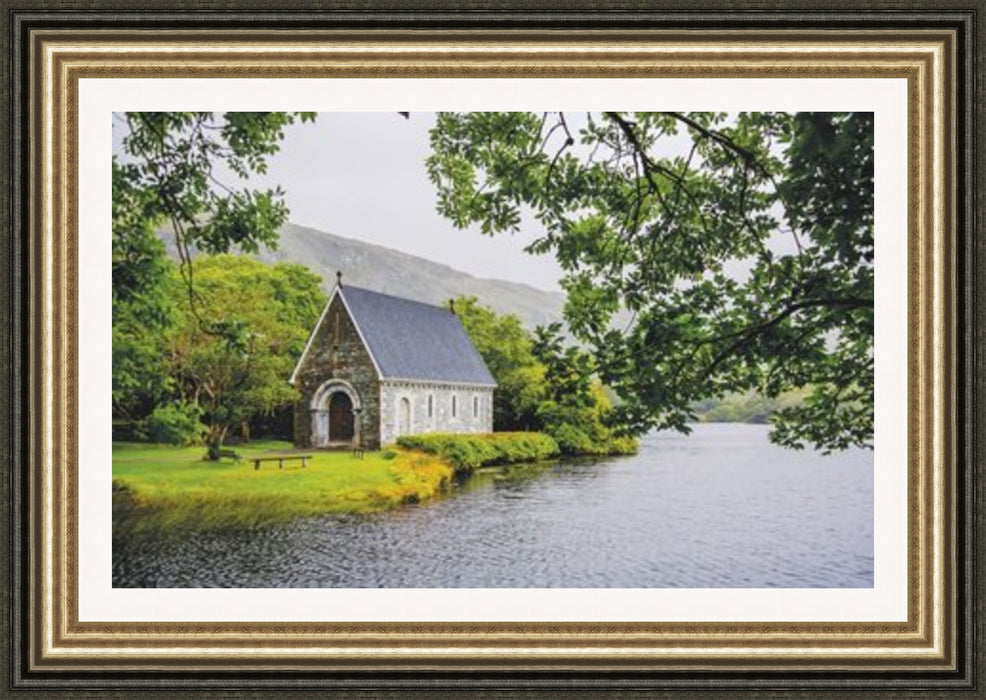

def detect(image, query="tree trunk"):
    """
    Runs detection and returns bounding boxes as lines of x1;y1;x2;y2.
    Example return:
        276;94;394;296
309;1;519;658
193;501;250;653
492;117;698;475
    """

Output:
204;424;228;461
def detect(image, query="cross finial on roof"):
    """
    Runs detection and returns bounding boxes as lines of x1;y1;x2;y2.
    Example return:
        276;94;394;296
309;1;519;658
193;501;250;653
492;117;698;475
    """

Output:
336;270;343;288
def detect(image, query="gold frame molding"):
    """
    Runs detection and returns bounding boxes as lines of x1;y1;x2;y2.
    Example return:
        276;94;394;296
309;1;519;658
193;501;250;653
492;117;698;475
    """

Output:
25;28;960;681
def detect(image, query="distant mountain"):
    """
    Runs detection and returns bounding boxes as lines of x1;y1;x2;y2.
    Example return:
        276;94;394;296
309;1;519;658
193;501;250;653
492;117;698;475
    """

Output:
164;222;567;329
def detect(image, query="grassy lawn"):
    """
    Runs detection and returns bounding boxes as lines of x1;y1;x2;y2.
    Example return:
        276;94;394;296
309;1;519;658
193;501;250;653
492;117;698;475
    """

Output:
112;440;454;531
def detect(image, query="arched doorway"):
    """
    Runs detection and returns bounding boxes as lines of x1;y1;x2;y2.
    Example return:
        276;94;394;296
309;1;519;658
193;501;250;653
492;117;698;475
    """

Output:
398;397;411;436
310;380;361;448
329;391;355;442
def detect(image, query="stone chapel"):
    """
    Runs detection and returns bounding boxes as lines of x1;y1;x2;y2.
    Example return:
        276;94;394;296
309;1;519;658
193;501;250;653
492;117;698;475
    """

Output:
289;275;496;450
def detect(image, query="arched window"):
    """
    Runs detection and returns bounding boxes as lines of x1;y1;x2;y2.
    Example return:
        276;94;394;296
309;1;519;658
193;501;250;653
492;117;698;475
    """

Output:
427;394;434;418
398;396;412;436
451;394;457;418
473;395;479;418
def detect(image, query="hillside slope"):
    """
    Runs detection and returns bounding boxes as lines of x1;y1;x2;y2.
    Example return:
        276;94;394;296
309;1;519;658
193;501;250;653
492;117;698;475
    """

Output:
199;222;567;328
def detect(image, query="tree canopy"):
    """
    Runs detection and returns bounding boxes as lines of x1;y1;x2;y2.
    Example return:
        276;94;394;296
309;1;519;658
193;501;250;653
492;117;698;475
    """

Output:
454;297;636;456
428;112;874;452
452;296;546;431
166;256;324;455
113;111;315;323
112;112;320;453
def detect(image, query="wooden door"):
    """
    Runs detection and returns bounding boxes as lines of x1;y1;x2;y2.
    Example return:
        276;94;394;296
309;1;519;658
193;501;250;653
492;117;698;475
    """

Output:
328;392;354;442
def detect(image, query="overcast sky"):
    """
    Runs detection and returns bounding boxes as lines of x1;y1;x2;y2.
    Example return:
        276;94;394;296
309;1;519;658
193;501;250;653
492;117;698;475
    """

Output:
114;112;566;292
113;111;795;293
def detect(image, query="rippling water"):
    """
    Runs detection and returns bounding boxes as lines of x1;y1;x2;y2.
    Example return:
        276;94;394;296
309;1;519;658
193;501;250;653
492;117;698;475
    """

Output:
113;423;873;588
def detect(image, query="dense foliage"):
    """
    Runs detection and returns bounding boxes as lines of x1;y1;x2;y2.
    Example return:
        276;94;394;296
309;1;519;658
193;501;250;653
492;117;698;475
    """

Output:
167;256;324;456
531;323;638;455
113;111;315;316
452;296;546;430
692;388;810;425
454;297;637;455
140;400;207;446
428;112;874;452
396;432;560;472
113;112;320;457
114;255;324;456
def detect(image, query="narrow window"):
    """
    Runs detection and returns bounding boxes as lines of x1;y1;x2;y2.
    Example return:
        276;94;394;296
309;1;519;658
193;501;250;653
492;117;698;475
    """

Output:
398;396;411;436
427;394;434;418
473;395;479;418
451;394;457;418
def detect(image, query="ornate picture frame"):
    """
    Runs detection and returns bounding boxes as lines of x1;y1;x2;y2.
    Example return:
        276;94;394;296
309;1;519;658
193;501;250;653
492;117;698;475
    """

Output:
3;2;980;693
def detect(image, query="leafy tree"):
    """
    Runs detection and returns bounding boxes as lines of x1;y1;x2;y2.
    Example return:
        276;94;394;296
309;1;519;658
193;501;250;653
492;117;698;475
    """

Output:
452;296;546;430
165;256;324;458
530;323;597;416
113;111;315;324
112;164;176;419
141;400;208;446
693;388;811;425
428;112;873;452
112;111;315;424
112;300;174;421
455;297;635;455
531;324;637;455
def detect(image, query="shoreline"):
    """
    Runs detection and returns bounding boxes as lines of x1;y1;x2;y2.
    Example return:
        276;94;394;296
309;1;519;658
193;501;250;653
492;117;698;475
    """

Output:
112;432;635;533
112;442;455;533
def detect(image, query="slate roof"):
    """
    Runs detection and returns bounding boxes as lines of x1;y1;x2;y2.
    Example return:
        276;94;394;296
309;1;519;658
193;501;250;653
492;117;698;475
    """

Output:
338;285;496;386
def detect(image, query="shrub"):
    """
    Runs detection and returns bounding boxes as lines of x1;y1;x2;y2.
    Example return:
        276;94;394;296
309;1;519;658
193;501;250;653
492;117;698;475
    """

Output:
140;401;207;446
606;434;639;455
540;416;639;456
396;432;559;472
535;384;639;456
549;422;595;455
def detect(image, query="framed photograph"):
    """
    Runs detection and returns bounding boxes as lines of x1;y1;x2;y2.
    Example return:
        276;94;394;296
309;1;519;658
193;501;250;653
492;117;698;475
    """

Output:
4;2;981;694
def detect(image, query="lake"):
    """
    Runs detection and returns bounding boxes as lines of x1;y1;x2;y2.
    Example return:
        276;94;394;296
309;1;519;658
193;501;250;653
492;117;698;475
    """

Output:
113;423;873;588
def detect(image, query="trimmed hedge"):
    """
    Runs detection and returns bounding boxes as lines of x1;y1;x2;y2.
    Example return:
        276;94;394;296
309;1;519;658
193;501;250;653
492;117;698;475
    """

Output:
395;432;559;472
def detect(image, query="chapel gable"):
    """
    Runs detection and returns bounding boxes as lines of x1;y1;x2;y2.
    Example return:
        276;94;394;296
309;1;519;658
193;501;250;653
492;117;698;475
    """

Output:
292;276;496;451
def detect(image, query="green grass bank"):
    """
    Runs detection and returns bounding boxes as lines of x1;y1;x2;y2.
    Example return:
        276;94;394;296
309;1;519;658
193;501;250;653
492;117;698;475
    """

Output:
112;440;454;532
112;432;563;532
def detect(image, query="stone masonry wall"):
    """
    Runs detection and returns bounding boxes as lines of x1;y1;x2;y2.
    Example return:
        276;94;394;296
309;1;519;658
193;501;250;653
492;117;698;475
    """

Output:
379;381;494;446
293;292;381;450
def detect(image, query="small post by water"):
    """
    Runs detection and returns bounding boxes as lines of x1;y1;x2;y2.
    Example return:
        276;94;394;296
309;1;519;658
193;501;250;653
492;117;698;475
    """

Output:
448;298;456;315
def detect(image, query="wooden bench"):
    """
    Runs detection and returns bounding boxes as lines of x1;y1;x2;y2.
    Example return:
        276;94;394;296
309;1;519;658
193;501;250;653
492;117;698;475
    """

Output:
253;453;312;470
